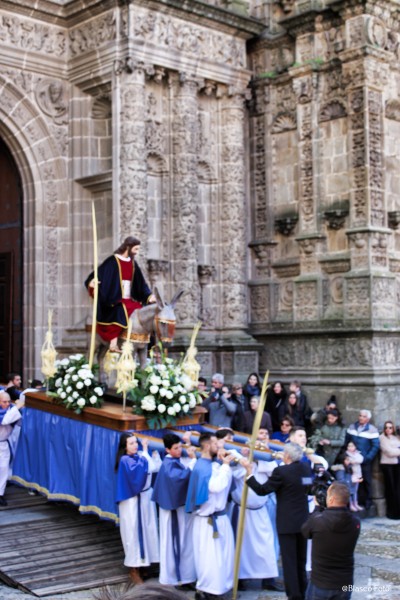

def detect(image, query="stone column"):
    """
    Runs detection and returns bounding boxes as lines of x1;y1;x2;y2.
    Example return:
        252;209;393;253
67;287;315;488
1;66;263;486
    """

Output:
170;72;200;326
114;59;148;249
219;86;248;331
342;13;395;324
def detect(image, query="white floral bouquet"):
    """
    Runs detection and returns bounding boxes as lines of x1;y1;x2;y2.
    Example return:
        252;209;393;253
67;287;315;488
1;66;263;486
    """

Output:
48;354;104;414
128;347;203;429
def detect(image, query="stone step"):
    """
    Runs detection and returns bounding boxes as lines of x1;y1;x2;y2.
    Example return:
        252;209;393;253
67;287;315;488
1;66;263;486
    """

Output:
355;553;400;585
359;526;400;542
356;540;400;559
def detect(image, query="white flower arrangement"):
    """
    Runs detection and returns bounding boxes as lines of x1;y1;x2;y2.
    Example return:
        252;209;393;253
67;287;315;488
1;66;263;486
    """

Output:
48;354;104;414
128;347;203;429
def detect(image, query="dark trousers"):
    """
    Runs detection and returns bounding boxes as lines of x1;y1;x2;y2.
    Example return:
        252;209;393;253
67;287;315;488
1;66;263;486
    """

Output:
306;582;351;600
279;532;308;600
360;462;372;509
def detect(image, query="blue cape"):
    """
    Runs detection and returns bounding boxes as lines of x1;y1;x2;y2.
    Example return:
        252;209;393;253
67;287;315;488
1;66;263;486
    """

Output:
152;456;192;510
185;457;212;513
116;454;149;503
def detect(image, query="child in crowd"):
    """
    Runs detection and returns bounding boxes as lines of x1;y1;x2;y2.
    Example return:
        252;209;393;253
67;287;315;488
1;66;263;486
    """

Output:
332;441;363;511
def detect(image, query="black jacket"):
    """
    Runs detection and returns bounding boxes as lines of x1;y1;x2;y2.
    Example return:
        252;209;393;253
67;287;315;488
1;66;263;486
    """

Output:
84;256;151;327
246;460;311;534
301;507;360;589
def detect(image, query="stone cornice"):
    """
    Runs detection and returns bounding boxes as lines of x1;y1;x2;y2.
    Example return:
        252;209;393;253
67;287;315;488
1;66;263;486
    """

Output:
129;0;265;39
0;0;265;37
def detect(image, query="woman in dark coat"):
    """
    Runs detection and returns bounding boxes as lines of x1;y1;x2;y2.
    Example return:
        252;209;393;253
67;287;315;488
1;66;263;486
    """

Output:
243;396;273;436
243;373;261;405
266;381;287;432
282;391;312;430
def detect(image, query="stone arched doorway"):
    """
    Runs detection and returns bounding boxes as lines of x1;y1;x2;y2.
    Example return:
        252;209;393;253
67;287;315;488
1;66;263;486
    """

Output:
0;138;23;379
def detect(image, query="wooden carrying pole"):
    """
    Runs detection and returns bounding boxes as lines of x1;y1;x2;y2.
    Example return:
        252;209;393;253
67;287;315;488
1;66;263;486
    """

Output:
232;370;269;600
88;202;98;370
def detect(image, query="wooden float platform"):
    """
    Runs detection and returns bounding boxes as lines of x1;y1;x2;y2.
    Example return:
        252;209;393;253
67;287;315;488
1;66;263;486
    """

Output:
26;391;206;432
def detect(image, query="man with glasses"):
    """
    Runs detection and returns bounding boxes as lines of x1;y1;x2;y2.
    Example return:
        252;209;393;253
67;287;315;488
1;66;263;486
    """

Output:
345;410;380;515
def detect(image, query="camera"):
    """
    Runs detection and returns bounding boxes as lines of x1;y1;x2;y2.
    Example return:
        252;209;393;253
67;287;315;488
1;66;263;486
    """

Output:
309;464;334;509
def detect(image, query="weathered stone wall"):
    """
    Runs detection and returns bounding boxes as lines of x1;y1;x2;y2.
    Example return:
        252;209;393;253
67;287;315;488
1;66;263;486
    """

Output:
1;0;400;420
247;0;400;423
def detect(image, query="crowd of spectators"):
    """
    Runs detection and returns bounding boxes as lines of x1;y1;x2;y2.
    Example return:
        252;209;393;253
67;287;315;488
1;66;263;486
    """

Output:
200;372;398;521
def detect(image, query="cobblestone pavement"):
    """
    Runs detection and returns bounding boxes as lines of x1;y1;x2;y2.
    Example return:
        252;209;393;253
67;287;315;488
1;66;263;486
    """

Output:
2;516;400;599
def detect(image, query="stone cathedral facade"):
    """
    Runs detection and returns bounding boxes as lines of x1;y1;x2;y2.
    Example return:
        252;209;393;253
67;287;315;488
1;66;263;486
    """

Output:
1;0;400;422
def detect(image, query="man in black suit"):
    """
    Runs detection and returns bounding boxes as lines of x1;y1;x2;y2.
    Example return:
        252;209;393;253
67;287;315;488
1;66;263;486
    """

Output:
243;443;311;600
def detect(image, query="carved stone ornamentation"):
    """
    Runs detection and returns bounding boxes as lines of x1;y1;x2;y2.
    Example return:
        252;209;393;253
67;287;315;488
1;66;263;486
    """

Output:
220;88;248;328
366;17;388;50
35;79;68;124
250;285;269;323
294;280;318;321
249;241;277;278
298;104;315;231
131;7;246;68
117;63;148;250
0;14;66;56
69;12;116;56
171;75;200;325
274;215;298;236
324;208;349;230
279;0;296;13
319;100;346;122
92;94;112;119
388;211;400;230
345;277;370;319
271;112;297;133
147;259;169;288
385;99;400;122
198;265;215;287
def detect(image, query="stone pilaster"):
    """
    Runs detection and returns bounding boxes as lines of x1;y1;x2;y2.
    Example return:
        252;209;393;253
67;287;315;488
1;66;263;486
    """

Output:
220;86;248;330
170;73;200;326
341;12;396;325
114;59;148;249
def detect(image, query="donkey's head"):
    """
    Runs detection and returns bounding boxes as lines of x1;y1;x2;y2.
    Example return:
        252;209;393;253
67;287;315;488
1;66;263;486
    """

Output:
153;287;184;345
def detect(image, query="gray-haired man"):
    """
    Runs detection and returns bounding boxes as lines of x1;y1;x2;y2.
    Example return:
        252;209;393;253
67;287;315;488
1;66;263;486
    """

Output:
243;443;312;600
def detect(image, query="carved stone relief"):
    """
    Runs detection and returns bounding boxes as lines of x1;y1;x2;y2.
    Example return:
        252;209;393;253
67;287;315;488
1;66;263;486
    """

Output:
271;112;297;133
220;89;248;328
35;79;68;124
171;75;200;325
297;103;314;231
385;99;400;121
131;7;246;68
294;280;318;321
117;64;148;250
263;336;398;369
319;100;346;122
345;277;370;319
69;12;116;56
253;114;267;239
0;13;66;56
250;285;269;323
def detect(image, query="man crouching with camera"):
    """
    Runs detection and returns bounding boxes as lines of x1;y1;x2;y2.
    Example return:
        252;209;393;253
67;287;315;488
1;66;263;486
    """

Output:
301;481;361;600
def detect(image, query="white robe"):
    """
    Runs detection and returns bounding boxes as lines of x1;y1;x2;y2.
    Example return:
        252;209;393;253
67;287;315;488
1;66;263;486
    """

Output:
158;456;197;585
230;461;279;580
119;451;159;568
192;462;234;595
0;405;21;495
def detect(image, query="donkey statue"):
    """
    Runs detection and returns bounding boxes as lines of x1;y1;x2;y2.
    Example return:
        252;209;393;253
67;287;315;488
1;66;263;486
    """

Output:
93;287;184;384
